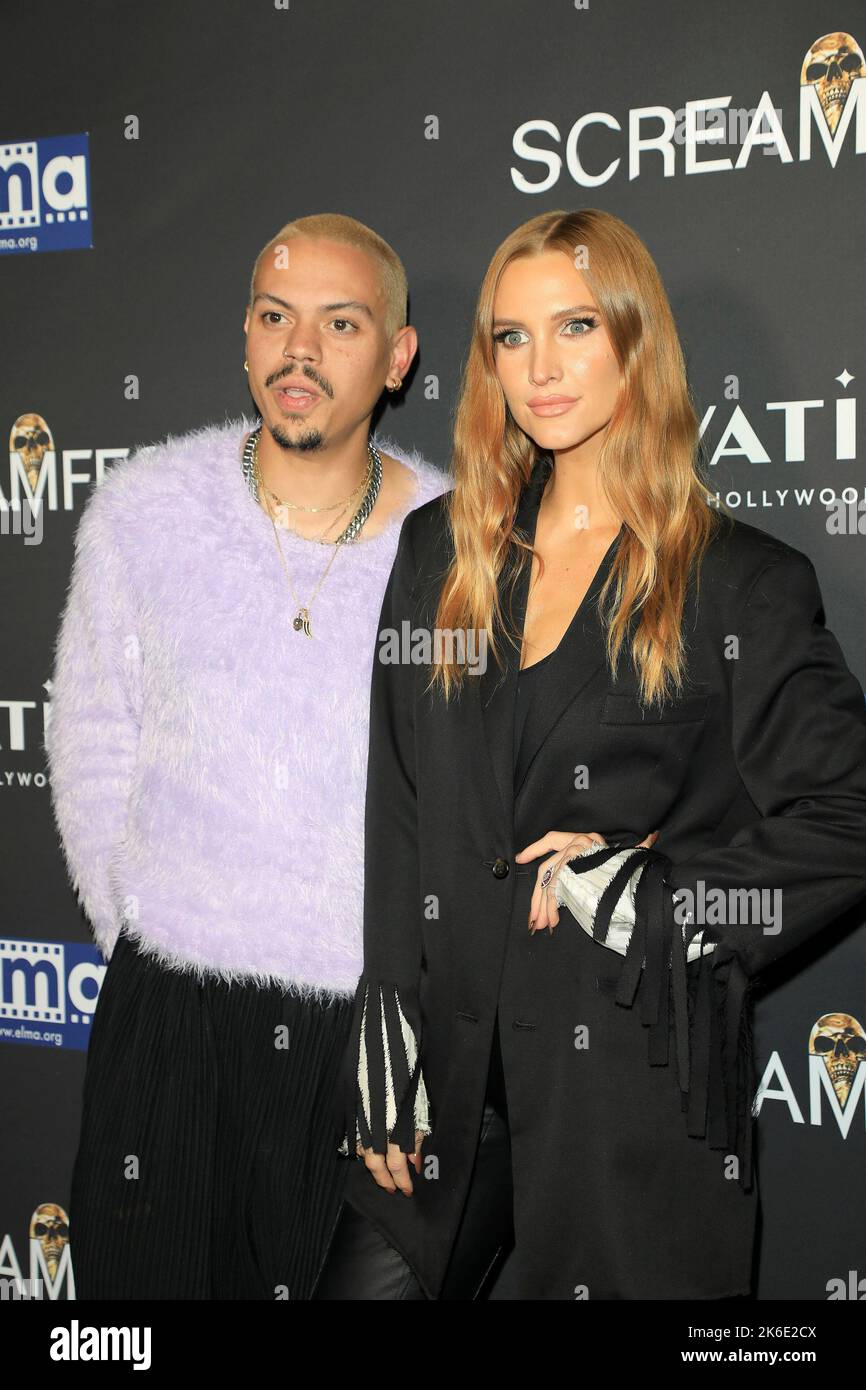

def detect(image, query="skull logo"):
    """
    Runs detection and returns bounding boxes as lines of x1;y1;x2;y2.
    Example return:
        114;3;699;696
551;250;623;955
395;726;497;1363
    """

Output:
800;32;865;134
10;413;54;492
29;1202;70;1281
808;1012;866;1107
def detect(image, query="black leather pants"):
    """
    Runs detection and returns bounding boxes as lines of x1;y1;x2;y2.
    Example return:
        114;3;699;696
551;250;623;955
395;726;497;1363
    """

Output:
312;1020;515;1300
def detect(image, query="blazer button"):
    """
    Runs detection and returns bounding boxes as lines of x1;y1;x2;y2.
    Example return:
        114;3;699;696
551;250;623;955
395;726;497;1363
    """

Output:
492;858;510;879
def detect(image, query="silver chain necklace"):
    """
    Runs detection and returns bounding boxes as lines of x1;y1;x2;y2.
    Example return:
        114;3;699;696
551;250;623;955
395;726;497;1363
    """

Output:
241;426;383;637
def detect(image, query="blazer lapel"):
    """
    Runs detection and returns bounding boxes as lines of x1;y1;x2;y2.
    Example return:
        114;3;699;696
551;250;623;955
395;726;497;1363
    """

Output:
478;456;622;828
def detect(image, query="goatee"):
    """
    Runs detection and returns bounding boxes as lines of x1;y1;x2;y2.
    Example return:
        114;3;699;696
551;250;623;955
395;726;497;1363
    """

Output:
270;423;325;453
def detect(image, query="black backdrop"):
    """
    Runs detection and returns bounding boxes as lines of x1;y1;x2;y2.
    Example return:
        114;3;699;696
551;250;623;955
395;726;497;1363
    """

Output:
2;0;864;1302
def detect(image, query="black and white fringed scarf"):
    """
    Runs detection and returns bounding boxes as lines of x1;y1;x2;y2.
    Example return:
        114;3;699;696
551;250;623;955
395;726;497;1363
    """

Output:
337;978;430;1159
565;841;757;1191
337;839;756;1187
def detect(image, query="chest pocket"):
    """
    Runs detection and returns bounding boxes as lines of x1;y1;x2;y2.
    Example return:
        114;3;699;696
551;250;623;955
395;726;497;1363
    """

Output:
599;685;710;725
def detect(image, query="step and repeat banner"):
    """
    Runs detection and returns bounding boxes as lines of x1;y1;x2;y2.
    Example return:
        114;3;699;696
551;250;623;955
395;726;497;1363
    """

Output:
2;0;864;1303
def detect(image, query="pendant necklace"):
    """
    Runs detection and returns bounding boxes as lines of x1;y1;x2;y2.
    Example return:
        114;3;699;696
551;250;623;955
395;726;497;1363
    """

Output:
241;426;382;637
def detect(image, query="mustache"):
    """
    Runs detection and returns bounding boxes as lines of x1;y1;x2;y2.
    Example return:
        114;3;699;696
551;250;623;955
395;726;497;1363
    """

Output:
266;366;333;399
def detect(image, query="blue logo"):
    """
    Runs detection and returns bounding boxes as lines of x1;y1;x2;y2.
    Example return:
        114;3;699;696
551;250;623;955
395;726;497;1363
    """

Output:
0;938;105;1050
0;132;92;256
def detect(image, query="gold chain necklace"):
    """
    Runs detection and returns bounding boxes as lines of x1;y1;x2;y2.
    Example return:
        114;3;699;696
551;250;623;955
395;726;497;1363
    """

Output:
260;455;371;514
267;482;351;543
252;432;355;637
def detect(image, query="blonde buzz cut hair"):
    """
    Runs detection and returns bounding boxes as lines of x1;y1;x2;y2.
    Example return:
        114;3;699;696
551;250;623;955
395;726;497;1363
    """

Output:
248;213;408;341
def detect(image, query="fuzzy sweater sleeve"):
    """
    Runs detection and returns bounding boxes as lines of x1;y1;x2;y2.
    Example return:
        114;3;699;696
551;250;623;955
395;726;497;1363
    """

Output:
44;485;143;959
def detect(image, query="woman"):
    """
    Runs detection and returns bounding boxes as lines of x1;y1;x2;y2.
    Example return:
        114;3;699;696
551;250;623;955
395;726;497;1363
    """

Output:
313;209;866;1300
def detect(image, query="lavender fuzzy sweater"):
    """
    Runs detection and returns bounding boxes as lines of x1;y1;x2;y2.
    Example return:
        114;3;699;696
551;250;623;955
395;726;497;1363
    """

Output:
44;417;449;1000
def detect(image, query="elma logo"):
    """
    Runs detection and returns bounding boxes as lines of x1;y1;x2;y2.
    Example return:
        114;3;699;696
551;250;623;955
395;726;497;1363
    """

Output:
0;133;92;256
0;939;105;1050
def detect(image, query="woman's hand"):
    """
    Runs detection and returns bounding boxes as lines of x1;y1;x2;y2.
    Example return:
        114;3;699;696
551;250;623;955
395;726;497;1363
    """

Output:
516;830;659;934
356;1130;427;1195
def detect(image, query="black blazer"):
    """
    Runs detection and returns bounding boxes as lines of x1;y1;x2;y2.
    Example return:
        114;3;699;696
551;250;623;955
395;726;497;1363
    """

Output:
338;453;866;1300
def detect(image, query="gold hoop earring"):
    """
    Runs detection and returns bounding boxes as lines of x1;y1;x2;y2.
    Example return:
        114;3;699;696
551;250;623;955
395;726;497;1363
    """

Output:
387;377;402;392
244;360;249;373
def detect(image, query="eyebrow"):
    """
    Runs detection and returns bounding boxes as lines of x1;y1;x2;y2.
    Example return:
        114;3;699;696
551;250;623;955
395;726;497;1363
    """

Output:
252;292;374;321
492;303;598;328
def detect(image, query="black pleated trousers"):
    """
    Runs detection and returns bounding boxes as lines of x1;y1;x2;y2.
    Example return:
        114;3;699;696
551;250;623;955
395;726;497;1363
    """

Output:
70;931;353;1299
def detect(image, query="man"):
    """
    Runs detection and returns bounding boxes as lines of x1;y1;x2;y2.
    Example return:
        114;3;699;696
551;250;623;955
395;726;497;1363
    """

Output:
45;214;449;1298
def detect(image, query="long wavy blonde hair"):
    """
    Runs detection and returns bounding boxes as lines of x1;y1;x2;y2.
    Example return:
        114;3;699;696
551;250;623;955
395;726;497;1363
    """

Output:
428;208;730;709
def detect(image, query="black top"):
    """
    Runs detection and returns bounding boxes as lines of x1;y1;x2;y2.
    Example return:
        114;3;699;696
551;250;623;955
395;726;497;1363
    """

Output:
512;648;556;770
487;645;558;1118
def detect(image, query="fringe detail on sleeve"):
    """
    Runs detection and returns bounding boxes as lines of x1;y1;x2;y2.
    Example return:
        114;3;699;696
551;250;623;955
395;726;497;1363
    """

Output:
565;845;757;1192
337;976;432;1157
